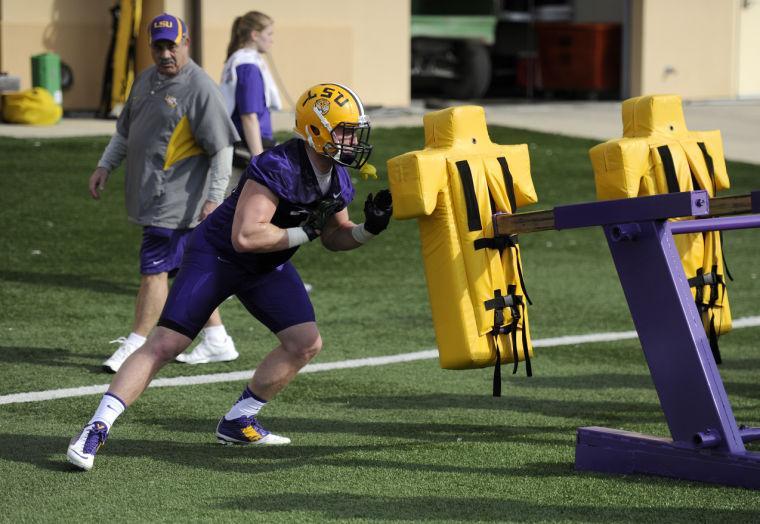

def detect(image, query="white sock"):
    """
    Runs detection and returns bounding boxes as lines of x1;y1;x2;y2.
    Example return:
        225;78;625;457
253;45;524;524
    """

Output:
203;325;228;345
126;332;146;347
88;392;126;429
225;395;265;420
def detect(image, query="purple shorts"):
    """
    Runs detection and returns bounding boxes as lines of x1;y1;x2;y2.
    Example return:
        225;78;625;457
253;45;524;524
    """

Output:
139;226;192;276
157;243;315;339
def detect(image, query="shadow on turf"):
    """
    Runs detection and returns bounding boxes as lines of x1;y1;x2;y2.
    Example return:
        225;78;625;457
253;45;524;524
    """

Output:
138;414;576;447
124;440;574;478
7;431;760;509
507;372;655;390
720;357;760;370
212;492;760;522
0;433;573;479
0;345;105;373
320;393;667;425
0;269;136;296
504;372;760;402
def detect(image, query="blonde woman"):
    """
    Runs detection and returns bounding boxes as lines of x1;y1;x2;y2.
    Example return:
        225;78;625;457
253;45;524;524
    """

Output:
220;11;281;191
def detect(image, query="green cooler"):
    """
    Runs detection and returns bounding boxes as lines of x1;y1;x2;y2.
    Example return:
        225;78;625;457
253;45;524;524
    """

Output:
31;52;62;105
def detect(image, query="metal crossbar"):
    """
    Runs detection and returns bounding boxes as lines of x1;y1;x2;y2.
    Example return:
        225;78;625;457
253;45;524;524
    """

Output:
494;191;760;236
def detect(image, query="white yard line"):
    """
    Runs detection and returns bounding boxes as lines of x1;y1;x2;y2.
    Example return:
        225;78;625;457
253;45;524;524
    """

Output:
2;316;760;406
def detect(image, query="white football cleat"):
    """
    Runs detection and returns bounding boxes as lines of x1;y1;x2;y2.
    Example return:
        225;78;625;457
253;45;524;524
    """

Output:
176;335;239;365
215;415;291;446
67;421;109;471
102;337;140;373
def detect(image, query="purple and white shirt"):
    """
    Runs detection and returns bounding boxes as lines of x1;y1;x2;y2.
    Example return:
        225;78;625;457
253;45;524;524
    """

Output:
219;48;281;141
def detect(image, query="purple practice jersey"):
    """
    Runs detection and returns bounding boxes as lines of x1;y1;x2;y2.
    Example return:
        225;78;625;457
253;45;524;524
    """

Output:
230;63;273;140
197;138;355;273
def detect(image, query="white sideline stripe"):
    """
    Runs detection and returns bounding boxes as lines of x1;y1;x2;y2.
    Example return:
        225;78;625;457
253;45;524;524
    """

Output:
532;331;637;347
0;351;440;406
731;315;760;328
2;315;760;406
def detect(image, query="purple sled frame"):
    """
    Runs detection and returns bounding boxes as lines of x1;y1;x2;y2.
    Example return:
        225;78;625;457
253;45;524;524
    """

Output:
514;190;760;490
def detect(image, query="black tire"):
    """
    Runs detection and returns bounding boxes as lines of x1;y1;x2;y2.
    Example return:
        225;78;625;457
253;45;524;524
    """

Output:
442;41;491;99
61;62;74;91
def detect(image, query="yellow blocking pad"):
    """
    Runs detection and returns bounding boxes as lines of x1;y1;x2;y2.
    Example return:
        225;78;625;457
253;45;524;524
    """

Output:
1;87;62;126
387;106;538;370
110;0;142;111
589;94;731;341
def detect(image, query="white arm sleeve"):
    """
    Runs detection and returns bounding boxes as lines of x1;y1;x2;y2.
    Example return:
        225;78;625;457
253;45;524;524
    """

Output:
206;146;234;203
97;133;128;172
286;227;311;248
351;223;376;244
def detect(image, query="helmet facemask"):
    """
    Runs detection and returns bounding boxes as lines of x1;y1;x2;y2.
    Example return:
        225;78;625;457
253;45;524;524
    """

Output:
322;120;373;169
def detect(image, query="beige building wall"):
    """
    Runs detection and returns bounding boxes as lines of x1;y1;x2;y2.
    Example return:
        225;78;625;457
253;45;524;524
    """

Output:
737;0;760;98
0;0;187;110
629;0;740;99
0;0;409;111
0;0;112;109
199;0;410;109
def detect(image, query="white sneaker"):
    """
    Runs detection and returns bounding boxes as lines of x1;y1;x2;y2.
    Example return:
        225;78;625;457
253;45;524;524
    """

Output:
67;421;109;471
176;335;239;365
102;337;140;373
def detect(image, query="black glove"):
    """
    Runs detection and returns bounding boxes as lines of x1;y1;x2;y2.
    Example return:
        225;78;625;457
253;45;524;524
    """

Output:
363;189;393;235
302;198;344;240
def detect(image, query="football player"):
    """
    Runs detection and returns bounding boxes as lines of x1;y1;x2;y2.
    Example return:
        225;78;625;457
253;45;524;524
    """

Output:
67;83;393;470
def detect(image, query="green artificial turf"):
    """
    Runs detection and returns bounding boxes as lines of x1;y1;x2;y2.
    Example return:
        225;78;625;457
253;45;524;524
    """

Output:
1;125;760;522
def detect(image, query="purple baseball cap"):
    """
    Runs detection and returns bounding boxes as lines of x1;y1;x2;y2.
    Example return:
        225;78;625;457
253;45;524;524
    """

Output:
150;13;188;44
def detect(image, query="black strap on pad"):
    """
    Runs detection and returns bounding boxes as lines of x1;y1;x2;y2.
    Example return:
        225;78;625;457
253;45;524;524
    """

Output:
455;160;483;232
657;145;681;193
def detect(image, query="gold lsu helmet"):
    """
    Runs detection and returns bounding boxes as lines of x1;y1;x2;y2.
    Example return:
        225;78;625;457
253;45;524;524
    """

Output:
294;83;372;169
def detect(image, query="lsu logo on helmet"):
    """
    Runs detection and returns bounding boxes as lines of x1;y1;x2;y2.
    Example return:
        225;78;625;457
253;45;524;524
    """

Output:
315;98;330;115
